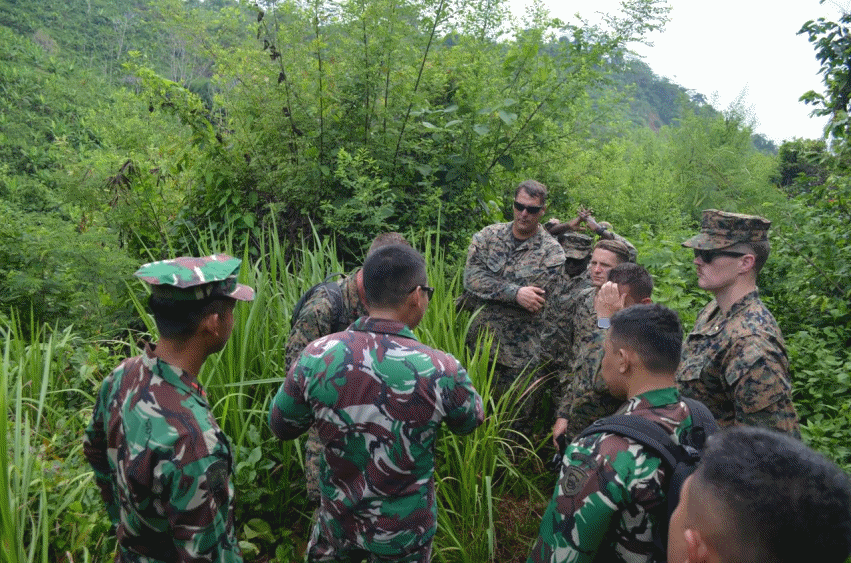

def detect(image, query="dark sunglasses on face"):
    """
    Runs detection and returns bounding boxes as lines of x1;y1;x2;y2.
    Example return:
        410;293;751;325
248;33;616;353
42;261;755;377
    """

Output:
694;249;747;263
513;201;543;215
409;285;435;299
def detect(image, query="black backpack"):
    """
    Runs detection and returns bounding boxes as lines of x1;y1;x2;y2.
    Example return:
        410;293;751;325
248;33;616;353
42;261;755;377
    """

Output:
290;273;348;333
576;397;719;561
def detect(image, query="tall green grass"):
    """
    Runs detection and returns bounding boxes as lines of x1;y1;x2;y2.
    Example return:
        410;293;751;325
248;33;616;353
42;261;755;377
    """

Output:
4;228;548;562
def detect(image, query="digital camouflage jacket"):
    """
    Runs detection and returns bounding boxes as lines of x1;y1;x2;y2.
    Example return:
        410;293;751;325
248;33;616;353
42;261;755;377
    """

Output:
676;290;800;437
285;270;368;372
269;317;484;558
461;222;565;369
555;287;622;441
529;387;693;563
83;343;242;563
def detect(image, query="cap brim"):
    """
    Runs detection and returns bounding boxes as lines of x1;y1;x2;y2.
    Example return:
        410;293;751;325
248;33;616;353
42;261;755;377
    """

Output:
681;233;736;250
228;284;255;301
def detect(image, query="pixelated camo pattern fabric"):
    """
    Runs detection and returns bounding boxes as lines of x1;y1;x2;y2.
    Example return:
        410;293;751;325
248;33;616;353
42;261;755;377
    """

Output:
676;290;800;437
83;343;242;562
528;387;692;563
462;222;565;369
269;317;484;558
285;272;367;372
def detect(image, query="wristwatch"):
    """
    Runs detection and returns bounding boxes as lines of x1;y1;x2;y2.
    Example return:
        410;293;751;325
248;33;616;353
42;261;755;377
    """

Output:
597;317;610;329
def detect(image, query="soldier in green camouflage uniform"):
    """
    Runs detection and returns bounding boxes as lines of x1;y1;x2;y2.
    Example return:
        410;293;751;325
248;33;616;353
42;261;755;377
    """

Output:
530;304;693;563
271;244;483;562
677;210;800;437
286;233;409;503
460;180;565;433
83;255;254;562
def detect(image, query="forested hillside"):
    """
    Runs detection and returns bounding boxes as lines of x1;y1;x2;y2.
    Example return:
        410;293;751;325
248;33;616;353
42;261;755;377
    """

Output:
2;0;849;561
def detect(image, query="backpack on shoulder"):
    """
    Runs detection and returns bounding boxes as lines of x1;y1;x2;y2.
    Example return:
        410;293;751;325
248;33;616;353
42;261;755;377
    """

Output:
576;397;719;561
290;272;348;333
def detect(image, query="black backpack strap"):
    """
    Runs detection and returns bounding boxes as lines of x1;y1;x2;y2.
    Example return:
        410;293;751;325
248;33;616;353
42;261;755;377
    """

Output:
679;397;720;450
578;415;683;469
321;275;347;333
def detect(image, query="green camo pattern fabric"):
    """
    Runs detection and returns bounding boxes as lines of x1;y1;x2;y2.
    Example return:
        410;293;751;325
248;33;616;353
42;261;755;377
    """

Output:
83;343;242;562
270;317;483;560
529;387;692;563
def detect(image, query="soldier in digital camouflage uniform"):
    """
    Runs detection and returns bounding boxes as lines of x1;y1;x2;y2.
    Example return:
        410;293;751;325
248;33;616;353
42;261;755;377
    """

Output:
677;209;800;437
271;244;483;562
459;180;565;435
83;254;254;563
530;304;695;563
551;239;633;444
285;232;409;504
555;264;654;447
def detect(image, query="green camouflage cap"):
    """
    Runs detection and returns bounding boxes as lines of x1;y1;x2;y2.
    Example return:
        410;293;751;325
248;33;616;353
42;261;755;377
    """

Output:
682;209;771;250
559;232;594;259
134;254;255;301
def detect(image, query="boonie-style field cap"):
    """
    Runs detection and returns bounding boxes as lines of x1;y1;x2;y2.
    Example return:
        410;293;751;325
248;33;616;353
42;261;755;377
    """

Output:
682;209;771;250
134;254;255;302
560;232;594;259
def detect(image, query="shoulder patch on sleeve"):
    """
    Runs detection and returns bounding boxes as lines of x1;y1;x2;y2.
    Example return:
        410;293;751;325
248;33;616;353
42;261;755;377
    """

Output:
561;465;590;497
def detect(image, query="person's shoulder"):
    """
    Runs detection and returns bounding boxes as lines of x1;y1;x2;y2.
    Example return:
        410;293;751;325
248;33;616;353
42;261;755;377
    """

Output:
726;292;784;339
473;222;511;239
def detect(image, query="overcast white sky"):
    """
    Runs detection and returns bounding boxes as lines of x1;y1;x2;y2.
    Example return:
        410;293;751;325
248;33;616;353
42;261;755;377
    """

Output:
511;0;844;143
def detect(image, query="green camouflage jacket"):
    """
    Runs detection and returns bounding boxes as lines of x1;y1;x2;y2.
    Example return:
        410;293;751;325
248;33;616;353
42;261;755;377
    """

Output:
461;222;565;369
529;387;693;563
83;343;242;562
269;317;484;558
677;290;800;437
285;270;368;372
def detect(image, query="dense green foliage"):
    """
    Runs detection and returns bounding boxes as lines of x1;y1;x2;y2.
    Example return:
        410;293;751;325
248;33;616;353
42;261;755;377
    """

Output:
2;0;850;561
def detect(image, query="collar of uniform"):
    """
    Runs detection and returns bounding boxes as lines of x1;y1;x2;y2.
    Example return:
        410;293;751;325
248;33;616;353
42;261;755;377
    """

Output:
141;342;209;404
697;289;762;335
351;316;418;340
725;288;761;318
628;386;680;410
506;222;545;249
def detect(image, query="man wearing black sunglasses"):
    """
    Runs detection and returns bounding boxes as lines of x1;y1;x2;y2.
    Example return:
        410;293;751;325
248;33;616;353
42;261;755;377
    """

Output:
677;209;800;437
460;179;565;435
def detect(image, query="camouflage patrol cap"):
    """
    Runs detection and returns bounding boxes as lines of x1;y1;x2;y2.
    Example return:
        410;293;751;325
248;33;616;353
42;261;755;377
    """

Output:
682;209;771;250
559;232;594;259
134;254;255;301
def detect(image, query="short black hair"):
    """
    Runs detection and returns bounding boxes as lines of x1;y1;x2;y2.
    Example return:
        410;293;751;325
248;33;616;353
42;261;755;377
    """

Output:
607;262;653;302
148;295;234;341
609;303;682;373
695;426;851;563
515;179;548;205
362;244;427;309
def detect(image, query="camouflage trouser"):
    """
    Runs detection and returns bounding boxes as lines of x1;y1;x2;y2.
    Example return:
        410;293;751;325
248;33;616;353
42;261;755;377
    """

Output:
306;521;433;563
305;426;322;503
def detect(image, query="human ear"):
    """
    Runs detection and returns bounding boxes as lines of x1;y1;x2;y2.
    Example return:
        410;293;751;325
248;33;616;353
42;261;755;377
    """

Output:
739;253;756;274
684;529;709;563
617;348;629;374
201;312;221;337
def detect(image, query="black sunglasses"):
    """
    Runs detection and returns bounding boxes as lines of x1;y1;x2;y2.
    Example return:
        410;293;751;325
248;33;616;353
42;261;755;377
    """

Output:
513;200;543;215
694;249;747;263
409;285;435;299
